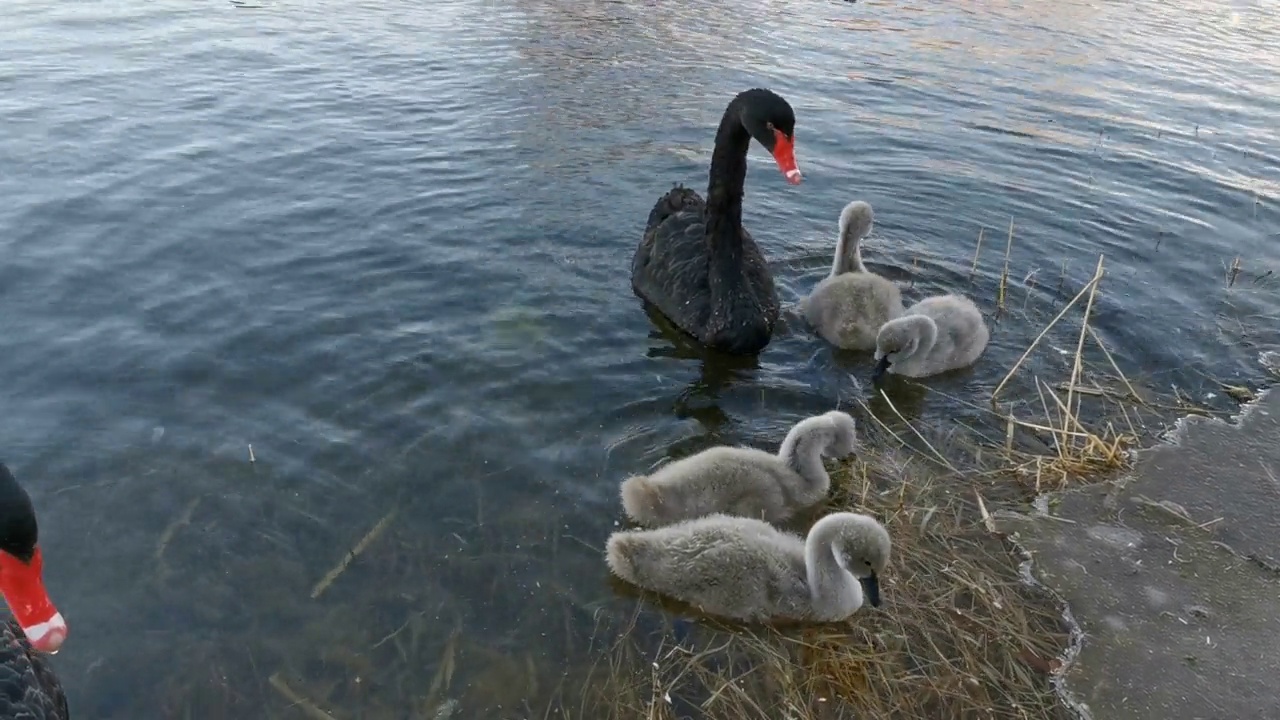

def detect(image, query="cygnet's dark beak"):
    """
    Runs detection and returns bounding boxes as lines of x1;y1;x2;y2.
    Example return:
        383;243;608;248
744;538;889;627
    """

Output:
859;572;881;608
871;356;891;384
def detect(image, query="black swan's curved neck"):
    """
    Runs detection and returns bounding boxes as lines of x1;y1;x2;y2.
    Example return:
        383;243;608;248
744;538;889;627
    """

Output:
704;102;750;243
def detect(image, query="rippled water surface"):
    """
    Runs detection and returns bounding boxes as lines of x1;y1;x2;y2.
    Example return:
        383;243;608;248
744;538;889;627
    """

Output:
2;0;1278;716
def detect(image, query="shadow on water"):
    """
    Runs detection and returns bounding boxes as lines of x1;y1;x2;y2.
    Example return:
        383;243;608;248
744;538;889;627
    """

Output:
639;303;764;440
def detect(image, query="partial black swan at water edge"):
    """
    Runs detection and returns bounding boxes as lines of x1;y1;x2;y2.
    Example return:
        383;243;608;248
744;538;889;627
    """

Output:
1;462;70;719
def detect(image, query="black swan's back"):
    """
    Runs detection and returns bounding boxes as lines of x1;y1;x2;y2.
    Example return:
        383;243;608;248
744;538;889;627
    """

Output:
631;185;709;330
631;185;777;354
643;183;704;235
0;618;68;719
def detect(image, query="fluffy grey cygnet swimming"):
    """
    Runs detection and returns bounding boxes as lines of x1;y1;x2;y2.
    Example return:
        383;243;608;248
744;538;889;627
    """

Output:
801;201;904;351
605;511;891;622
619;410;858;527
872;294;989;380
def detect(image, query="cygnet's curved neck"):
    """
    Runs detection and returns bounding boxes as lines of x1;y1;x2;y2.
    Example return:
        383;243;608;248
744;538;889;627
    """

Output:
902;315;939;362
804;517;862;618
832;213;868;276
778;418;831;495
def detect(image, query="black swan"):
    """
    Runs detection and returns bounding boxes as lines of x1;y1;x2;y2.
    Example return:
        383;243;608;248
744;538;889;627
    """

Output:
0;462;69;719
631;88;802;355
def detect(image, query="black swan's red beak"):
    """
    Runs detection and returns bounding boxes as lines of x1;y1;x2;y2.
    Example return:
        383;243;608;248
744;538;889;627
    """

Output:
0;547;67;653
770;128;802;185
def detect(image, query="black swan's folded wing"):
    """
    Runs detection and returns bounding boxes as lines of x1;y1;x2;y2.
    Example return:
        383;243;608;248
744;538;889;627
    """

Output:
632;186;712;336
644;183;705;235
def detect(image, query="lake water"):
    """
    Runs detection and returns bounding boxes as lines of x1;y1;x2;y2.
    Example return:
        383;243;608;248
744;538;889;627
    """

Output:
2;0;1278;716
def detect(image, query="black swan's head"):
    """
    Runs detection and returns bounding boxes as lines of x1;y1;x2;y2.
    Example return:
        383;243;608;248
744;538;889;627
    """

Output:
736;88;802;185
0;462;67;654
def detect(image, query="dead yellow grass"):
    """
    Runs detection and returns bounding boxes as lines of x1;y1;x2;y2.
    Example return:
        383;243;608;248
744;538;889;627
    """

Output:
564;451;1074;720
987;254;1141;489
566;254;1188;720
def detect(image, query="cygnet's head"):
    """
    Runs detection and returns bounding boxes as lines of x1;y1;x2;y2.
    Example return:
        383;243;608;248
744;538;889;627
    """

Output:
838;201;874;241
832;201;874;276
782;411;859;460
815;512;892;607
872;316;933;382
821;410;859;457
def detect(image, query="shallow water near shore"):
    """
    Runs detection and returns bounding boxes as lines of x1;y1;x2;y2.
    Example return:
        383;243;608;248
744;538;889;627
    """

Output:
1;0;1279;716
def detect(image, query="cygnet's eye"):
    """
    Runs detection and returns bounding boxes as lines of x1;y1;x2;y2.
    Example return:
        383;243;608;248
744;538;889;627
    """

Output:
864;560;873;567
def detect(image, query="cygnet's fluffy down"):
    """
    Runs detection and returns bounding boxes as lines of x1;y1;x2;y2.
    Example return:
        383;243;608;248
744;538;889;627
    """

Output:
873;294;989;379
606;511;891;622
619;411;858;527
802;201;904;351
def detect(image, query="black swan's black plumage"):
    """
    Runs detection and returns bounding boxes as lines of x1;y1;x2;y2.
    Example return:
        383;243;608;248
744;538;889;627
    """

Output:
631;89;799;355
1;619;68;719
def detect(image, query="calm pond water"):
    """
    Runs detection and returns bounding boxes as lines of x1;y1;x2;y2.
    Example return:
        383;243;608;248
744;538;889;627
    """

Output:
2;0;1278;716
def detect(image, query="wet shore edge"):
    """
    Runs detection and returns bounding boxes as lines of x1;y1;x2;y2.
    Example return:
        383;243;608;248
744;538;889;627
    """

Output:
1003;383;1280;720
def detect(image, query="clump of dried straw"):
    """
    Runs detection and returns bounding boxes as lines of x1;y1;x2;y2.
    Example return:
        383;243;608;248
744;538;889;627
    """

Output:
987;254;1141;489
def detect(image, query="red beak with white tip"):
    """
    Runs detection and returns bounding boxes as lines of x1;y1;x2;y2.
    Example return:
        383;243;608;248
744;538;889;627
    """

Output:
770;128;802;185
0;547;68;653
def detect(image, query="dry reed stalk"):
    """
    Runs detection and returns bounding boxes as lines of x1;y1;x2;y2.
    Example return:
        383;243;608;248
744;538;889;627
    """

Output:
1225;256;1243;287
971;226;985;277
875;389;959;473
984;254;1142;485
997;218;1015;310
268;673;339;720
155;496;202;562
1063;255;1106;452
991;258;1106;404
311;508;398;599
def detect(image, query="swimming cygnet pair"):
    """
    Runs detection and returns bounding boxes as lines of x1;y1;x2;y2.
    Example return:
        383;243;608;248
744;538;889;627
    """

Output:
802;201;904;351
872;294;990;380
606;511;891;622
620;410;858;527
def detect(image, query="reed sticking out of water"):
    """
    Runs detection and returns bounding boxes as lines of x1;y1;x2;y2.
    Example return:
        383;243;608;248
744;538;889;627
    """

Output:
996;218;1015;311
1225;256;1243;288
970;226;985;278
311;508;398;599
988;254;1139;488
